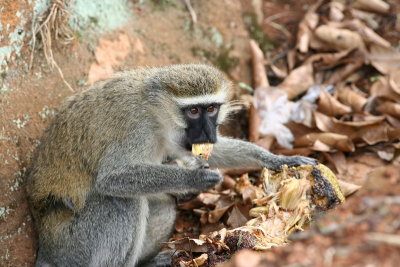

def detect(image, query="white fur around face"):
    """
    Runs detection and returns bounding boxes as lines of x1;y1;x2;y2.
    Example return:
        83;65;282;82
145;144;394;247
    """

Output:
173;90;227;106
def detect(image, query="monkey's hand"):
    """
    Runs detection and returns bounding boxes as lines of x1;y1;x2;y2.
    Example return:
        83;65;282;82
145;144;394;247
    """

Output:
169;156;214;200
172;155;209;170
190;169;222;192
260;153;318;171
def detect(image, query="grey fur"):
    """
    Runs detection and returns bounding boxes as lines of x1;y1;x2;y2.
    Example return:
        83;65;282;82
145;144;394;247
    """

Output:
26;64;316;267
209;136;316;169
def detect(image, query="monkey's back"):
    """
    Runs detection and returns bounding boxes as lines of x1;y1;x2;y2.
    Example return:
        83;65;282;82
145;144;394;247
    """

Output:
27;70;152;225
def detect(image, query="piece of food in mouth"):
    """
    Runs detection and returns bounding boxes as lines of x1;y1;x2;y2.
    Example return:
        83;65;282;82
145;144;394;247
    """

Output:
192;143;214;160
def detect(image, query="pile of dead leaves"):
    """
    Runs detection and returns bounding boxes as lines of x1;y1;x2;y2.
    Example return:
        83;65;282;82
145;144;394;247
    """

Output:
168;164;353;267
247;0;400;168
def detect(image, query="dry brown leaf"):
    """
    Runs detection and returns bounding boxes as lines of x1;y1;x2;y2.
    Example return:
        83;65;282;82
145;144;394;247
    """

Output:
370;75;400;102
296;7;319;53
350;9;379;29
337;85;368;112
376;101;400;118
305;49;352;68
295;132;355;152
278;63;314;99
222;176;236;190
235;173;252;194
314;25;364;51
323;151;347;175
295;0;323;53
198;192;220;206
179;254;208;267
347;19;390;47
249;40;269;88
227;205;249;228
193;209;209;225
255;135;275;150
287;49;297;70
314;112;355;137
285;121;315;138
326;58;365;85
335;115;385;126
312;140;332;151
309;33;333;51
356;122;399;145
249;104;261;143
329;1;345;21
208;204;234;224
368;44;400;75
385;115;400;128
352;0;390;14
338;180;362;196
242;186;260;205
269;64;287;79
249;40;269;143
317;88;352;116
389;69;400;95
166;238;208;253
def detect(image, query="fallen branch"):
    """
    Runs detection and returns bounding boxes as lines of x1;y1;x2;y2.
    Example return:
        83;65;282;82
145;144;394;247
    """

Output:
248;40;269;143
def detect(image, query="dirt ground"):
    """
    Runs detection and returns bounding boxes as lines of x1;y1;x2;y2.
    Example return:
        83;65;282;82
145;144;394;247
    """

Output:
0;0;399;266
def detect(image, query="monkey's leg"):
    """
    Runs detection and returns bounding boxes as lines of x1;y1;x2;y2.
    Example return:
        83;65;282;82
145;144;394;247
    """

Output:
209;136;316;170
36;195;146;267
138;194;176;265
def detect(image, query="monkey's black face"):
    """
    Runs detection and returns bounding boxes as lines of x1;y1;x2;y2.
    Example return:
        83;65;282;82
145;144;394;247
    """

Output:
183;104;220;147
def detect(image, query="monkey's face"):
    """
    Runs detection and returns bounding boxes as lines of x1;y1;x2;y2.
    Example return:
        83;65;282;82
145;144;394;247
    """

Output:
182;103;220;146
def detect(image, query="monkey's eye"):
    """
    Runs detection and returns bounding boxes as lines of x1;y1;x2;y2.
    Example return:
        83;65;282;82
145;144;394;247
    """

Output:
186;107;200;119
206;105;218;116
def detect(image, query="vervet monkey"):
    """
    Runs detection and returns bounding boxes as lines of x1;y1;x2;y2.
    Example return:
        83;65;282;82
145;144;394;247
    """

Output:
27;64;316;266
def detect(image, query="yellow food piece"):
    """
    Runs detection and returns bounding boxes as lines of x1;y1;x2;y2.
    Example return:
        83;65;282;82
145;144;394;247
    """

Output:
192;143;214;160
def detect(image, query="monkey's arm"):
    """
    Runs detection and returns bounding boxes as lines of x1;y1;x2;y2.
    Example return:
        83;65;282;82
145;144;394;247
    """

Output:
208;136;316;170
95;163;221;198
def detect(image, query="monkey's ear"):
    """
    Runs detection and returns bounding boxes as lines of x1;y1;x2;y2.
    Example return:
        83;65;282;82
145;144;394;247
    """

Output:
217;100;243;124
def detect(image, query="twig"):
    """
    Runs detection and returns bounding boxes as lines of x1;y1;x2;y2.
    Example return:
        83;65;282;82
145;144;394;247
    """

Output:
248;40;269;143
265;21;292;38
249;40;269;88
264;12;299;23
184;0;197;24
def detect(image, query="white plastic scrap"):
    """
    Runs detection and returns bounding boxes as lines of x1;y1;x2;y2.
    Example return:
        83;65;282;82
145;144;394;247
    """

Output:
253;85;334;148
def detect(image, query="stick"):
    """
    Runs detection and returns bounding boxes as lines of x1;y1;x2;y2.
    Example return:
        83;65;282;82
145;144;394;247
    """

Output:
249;40;269;143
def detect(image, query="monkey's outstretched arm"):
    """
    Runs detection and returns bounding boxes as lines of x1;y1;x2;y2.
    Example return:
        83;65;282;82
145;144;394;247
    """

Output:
95;163;221;198
208;136;316;170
